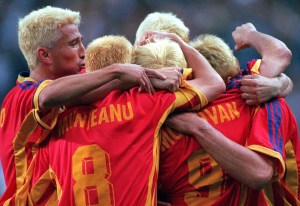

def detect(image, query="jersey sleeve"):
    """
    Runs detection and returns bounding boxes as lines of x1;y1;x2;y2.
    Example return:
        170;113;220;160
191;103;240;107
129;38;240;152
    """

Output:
246;99;291;180
174;68;208;112
181;68;193;83
168;68;208;113
29;144;58;205
242;59;261;75
33;80;62;130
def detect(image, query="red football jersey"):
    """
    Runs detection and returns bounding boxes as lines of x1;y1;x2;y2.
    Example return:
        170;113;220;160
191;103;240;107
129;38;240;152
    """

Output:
159;60;300;205
28;84;207;205
0;72;60;205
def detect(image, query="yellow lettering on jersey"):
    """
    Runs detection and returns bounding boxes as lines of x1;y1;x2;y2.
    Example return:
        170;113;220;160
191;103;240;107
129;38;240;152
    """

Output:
98;107;109;124
0;108;5;128
90;109;98;128
218;105;230;123
160;127;184;152
198;101;240;125
202;107;218;124
226;102;240;120
123;102;133;120
58;102;134;136
74;113;88;128
109;104;122;122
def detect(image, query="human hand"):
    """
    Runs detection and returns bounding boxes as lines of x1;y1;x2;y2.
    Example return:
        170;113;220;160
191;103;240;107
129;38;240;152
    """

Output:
116;63;166;94
138;31;180;46
165;112;205;135
150;67;182;92
232;23;257;51
239;74;280;105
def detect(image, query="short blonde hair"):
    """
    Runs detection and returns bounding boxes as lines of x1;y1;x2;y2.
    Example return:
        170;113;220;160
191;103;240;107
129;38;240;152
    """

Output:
133;38;187;69
135;12;189;45
86;35;133;72
190;34;240;81
18;6;80;70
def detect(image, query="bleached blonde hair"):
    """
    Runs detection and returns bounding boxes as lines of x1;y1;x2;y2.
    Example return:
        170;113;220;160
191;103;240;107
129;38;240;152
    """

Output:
18;6;80;70
135;12;189;45
133;38;187;70
190;34;240;81
85;35;133;72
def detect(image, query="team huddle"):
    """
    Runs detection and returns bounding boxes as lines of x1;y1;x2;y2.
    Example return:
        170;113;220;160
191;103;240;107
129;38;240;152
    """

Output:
0;5;299;206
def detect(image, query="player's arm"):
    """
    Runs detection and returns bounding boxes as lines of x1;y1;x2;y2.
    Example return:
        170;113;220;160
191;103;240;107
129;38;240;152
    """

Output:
68;66;182;107
232;23;293;104
38;63;166;110
148;67;183;93
239;73;293;105
232;22;292;77
165;112;275;190
140;31;225;103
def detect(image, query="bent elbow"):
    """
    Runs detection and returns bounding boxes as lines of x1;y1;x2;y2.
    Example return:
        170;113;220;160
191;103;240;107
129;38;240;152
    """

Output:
38;89;59;111
207;77;226;102
38;93;50;111
249;166;274;190
215;77;226;96
278;44;292;68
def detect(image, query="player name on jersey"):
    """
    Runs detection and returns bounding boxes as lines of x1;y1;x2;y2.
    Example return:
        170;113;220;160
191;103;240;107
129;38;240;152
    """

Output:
58;101;134;136
199;101;240;125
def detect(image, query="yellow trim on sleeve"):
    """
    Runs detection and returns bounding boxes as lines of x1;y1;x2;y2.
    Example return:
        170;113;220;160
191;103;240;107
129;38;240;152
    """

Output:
33;80;52;111
32;80;61;130
251;59;261;75
184;82;208;108
284;140;299;197
247;144;285;180
179;68;208;108
181;68;193;82
33;108;60;130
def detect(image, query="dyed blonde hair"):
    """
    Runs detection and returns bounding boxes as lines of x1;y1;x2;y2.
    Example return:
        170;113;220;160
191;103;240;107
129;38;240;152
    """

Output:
190;34;240;81
133;38;187;69
135;12;189;45
85;35;133;72
18;6;80;70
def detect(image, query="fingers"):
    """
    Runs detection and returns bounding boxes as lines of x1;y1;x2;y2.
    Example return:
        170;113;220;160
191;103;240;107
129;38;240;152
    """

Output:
241;91;261;105
140;73;155;94
241;92;252;100
177;68;183;86
145;68;166;80
139;31;158;46
245;99;258;105
167;81;180;93
239;75;259;87
133;67;155;94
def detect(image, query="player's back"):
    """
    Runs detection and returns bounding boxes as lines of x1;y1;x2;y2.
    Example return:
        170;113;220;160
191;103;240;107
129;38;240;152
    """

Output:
159;86;257;205
31;86;201;205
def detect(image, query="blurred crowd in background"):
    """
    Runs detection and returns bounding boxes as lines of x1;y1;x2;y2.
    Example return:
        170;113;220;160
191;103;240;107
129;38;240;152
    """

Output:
0;0;299;195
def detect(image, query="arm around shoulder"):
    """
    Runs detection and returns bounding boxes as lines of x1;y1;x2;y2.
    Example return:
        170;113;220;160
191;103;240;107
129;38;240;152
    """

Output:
172;33;225;102
232;22;292;77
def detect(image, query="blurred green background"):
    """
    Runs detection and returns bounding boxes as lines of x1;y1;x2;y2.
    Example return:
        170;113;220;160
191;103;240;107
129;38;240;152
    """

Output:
0;0;299;195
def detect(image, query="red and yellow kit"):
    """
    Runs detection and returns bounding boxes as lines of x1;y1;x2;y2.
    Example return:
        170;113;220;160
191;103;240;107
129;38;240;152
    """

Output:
0;72;60;205
159;60;300;205
29;78;207;205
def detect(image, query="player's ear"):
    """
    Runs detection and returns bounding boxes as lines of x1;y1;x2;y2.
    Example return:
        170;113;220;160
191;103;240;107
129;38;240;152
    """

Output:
37;47;52;64
226;76;232;84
